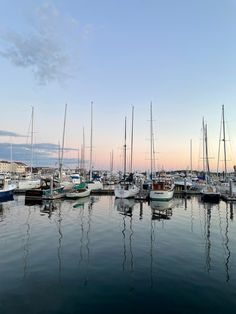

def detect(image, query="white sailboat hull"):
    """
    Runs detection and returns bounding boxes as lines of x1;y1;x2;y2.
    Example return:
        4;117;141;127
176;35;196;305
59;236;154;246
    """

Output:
150;187;174;201
114;184;139;199
217;182;236;196
87;181;103;191
17;179;41;191
66;189;91;199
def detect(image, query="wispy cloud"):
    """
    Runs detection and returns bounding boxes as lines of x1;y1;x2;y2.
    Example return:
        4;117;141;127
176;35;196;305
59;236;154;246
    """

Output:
0;130;26;137
0;142;80;167
0;2;80;85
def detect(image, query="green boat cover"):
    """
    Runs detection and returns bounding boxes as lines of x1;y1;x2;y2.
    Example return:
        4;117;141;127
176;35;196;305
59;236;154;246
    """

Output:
74;182;87;190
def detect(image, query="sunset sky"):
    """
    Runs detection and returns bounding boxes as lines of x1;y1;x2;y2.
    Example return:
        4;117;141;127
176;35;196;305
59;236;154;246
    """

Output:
1;0;236;172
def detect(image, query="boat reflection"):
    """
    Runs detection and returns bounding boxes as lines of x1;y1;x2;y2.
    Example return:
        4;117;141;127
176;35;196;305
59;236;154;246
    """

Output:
25;198;42;206
73;196;90;209
40;200;58;218
0;195;14;216
115;198;135;216
150;200;173;220
0;194;14;203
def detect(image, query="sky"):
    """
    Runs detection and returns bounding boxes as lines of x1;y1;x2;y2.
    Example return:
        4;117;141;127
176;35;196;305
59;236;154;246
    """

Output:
0;0;236;173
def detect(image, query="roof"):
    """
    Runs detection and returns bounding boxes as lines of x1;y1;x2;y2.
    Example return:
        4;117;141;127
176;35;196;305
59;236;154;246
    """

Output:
0;160;27;166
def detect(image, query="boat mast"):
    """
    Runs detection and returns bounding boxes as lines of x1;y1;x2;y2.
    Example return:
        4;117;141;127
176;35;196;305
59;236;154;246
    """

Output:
217;108;223;177
77;144;80;170
222;104;227;179
153;132;156;175
204;122;210;180
59;103;67;181
110;149;114;175
124;116;127;180
82;127;85;177
58;141;60;169
150;102;153;179
202;117;205;175
217;105;227;179
190;139;192;174
130;105;134;174
89;101;93;181
30;106;34;177
10;142;13;174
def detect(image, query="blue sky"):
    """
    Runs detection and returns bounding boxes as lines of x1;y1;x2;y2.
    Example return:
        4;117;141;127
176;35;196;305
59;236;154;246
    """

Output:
0;0;236;172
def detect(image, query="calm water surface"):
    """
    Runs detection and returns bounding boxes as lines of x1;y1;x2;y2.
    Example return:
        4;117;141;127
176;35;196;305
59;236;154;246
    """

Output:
0;195;236;313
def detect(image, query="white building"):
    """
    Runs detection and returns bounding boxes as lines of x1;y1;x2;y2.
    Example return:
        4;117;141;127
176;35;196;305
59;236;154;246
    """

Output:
0;160;27;174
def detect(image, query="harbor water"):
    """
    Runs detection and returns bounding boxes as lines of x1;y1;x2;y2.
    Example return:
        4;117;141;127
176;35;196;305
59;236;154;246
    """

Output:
0;195;236;313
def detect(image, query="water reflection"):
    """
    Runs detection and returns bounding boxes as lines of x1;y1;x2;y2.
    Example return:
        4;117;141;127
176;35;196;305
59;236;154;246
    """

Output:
25;198;42;207
76;196;94;286
0;195;14;220
229;202;234;221
115;198;135;216
149;200;173;220
201;201;232;282
204;205;212;273
218;203;231;282
23;205;32;278
53;202;63;282
85;197;93;286
0;194;14;203
139;201;143;220
115;198;135;284
225;206;230;282
1;194;236;313
41;200;58;218
73;196;90;209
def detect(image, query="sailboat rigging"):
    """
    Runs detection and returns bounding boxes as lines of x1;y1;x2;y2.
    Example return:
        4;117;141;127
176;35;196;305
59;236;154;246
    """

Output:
16;106;41;192
86;102;103;191
149;102;175;201
217;104;228;180
59;103;67;182
201;119;220;203
114;114;139;199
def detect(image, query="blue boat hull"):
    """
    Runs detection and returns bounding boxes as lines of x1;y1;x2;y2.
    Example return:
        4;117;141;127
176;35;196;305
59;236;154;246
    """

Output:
0;190;14;202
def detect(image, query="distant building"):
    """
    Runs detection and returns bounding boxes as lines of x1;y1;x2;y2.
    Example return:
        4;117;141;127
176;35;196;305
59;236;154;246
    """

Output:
14;162;28;173
0;160;27;173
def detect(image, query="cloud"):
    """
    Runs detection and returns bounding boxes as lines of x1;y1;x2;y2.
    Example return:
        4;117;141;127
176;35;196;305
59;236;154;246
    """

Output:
0;142;80;167
0;130;26;137
0;2;79;85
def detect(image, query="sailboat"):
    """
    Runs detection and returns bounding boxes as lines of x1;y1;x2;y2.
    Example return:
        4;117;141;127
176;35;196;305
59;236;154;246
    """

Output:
150;201;173;220
201;120;221;203
0;175;16;201
16;107;41;192
114;114;139;199
85;102;103;191
149;103;175;201
216;105;236;196
25;105;69;200
65;182;91;199
57;104;75;192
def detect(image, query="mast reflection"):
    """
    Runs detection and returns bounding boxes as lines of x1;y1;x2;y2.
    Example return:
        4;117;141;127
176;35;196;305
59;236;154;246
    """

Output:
23;205;32;279
225;205;231;282
53;201;63;282
41;200;58;218
115;198;135;279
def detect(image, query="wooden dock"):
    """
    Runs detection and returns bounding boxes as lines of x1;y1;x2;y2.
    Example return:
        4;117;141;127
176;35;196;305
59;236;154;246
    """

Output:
221;194;236;202
90;189;114;195
135;190;149;201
